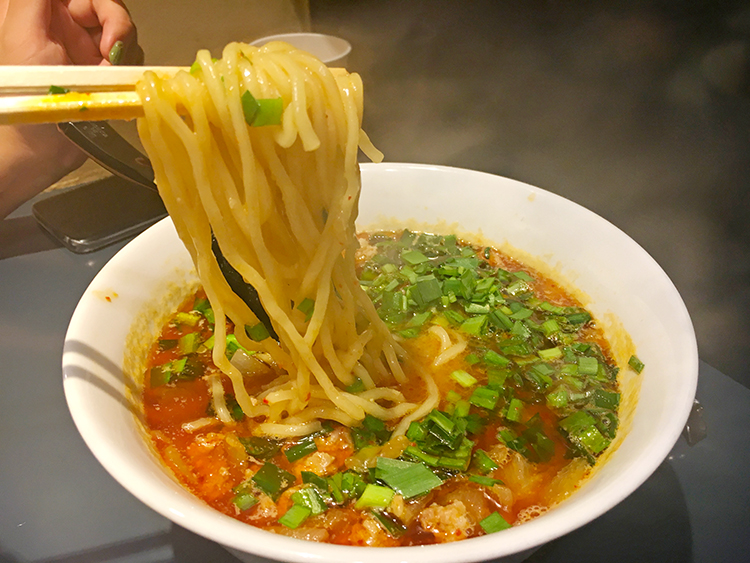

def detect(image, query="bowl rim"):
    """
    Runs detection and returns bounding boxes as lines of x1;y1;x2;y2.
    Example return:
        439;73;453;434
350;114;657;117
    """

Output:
63;162;699;563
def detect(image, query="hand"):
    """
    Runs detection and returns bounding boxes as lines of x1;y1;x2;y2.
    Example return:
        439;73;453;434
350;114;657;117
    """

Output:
0;0;143;66
0;0;144;218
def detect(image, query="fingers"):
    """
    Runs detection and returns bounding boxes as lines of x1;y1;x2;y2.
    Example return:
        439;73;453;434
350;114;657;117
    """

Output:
67;0;142;65
50;0;101;64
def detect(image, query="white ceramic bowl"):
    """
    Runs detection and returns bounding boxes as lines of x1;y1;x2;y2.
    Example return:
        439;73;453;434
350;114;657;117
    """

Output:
63;163;698;563
249;32;352;66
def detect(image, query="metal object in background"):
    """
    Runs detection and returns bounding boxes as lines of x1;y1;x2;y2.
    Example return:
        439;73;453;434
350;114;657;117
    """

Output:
50;121;275;338
57;121;157;190
684;399;708;446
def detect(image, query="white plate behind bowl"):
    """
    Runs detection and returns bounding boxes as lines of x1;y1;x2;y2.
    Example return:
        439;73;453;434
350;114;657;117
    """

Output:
63;163;698;563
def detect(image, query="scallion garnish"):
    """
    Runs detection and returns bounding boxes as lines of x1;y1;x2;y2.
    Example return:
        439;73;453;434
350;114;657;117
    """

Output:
252;462;295;500
246;322;270;342
450;369;478;388
375;457;442;499
628;354;645;373
354;484;395;510
278;504;311;529
480;512;511;534
290;487;328;515
48;85;70;95
471;449;498;474
284;436;318;462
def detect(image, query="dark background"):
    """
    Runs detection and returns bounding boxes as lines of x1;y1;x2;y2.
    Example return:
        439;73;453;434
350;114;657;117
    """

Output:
310;0;750;389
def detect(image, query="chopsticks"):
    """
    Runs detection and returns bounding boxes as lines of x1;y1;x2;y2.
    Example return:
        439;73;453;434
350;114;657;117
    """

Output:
0;65;188;94
0;65;187;124
0;64;349;125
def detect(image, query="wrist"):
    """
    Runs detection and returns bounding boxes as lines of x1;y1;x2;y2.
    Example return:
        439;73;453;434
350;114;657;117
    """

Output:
0;124;86;218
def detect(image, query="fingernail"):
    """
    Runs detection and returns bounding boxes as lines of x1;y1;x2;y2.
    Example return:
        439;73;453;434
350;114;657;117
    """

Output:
109;41;124;65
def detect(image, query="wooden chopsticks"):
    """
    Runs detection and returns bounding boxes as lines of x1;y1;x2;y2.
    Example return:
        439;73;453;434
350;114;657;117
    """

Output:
0;64;349;125
0;65;187;124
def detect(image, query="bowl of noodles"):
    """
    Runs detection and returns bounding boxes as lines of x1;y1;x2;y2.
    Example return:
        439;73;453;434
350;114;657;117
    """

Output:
63;161;698;562
63;41;697;563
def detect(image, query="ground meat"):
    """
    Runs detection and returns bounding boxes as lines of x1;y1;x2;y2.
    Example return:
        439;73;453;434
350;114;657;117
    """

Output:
295;451;336;475
418;500;474;543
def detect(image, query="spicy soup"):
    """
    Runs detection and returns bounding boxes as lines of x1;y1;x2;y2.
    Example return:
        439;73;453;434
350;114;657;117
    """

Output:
141;230;639;546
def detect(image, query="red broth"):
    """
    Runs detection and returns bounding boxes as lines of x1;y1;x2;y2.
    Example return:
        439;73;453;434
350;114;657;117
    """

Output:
141;231;626;545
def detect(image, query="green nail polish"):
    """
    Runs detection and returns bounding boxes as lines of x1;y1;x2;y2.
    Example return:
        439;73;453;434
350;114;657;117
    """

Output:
109;40;124;65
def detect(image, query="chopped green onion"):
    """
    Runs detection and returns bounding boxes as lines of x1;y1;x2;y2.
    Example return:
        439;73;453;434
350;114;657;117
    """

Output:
469;474;504;487
513;271;534;282
173;312;200;326
427;409;456;434
407;311;432;328
291;487;328;515
193;297;215;324
157;339;177;351
278;504;311;529
540;319;561;336
480;512;512;534
284;437;318;462
413;275;442;305
628;355;645;373
578;356;599;375
560;411;610;456
48;85;70;95
538;346;562;361
354;484;395;509
178;332;201;354
401;249;429;264
506;398;524;422
241;90;260;124
487;369;509;389
239;436;281;460
469;386;499;410
484;350;510;366
351;414;392;450
297;298;315;322
246;322;270;342
252;462;295;500
450;369;478;388
465;302;491;314
545;386;569;408
464;352;481;365
566;311;592;325
301;471;328;491
404;445;440;466
346;378;366;394
471;449;498;474
149;365;171;387
225;334;249;357
488;309;513;331
232;490;259;511
406;420;429;442
509;306;533;320
371;510;407;537
253;97;283;126
593;389;620;410
375;457;442;499
241;91;283;127
460;315;487;335
453;399;471;418
446;390;462;403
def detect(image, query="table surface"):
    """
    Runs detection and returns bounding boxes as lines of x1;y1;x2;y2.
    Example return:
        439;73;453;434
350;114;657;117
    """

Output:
1;215;749;563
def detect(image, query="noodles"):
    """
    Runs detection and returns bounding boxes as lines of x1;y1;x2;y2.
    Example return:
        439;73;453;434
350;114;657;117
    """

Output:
136;42;431;436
